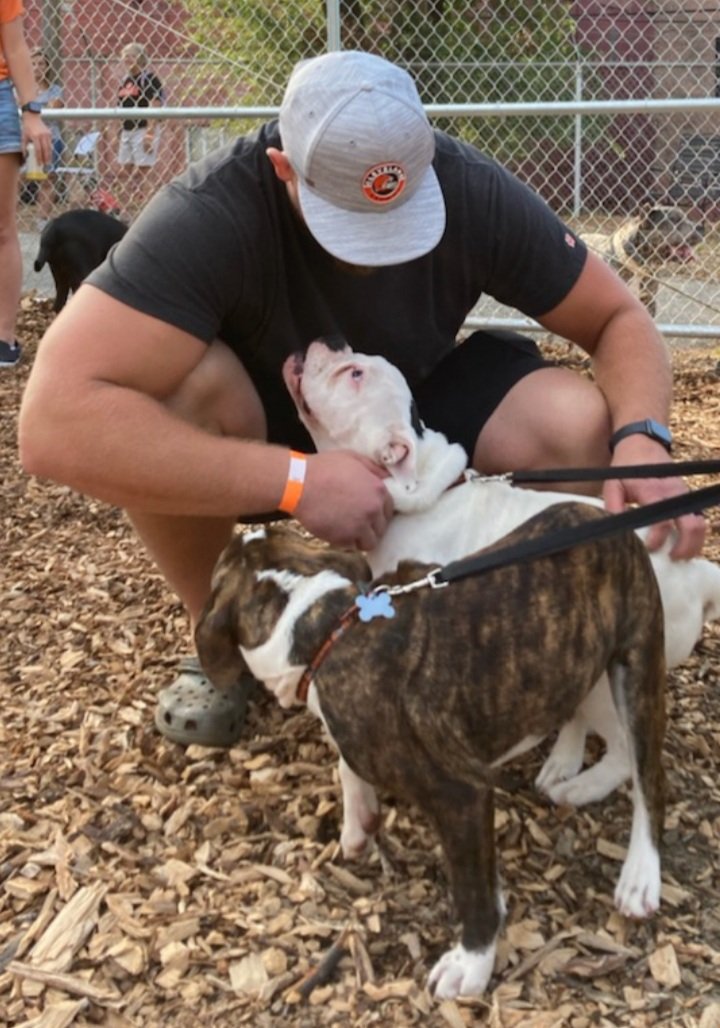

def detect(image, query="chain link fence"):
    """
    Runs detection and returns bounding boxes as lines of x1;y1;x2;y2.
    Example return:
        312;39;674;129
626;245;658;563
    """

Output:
18;0;720;338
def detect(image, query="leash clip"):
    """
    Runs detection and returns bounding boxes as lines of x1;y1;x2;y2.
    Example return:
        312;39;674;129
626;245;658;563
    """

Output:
374;568;449;598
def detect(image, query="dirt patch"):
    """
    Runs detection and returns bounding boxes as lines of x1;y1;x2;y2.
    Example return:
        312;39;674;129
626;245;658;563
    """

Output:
1;301;720;1027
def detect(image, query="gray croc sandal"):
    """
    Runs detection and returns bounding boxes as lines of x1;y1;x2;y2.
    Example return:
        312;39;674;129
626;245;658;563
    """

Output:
154;656;254;747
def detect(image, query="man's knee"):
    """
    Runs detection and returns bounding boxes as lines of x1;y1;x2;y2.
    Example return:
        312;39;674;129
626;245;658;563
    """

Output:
473;367;611;476
166;340;267;440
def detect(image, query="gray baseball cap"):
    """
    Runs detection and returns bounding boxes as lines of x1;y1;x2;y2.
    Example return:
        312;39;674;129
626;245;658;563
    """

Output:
279;50;446;266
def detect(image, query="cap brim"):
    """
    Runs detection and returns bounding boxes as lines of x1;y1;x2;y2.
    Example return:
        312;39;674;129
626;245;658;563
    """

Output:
297;165;446;267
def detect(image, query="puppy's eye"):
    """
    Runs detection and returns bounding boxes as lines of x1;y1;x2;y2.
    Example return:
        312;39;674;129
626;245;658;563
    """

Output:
350;367;363;379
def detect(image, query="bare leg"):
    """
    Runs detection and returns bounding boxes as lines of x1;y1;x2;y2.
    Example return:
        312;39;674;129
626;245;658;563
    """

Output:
473;366;611;495
0;153;22;343
127;340;267;628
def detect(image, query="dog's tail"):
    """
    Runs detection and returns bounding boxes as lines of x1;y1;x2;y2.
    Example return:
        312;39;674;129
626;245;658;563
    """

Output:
33;234;49;273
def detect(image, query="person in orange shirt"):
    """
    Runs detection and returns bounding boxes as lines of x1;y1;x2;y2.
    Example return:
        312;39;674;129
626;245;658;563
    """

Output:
0;0;51;366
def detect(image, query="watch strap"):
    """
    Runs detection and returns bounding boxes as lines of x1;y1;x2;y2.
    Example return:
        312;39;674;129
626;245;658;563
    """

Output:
609;419;672;453
21;101;43;113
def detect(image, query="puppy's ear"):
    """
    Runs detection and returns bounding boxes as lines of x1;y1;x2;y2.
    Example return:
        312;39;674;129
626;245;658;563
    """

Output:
319;333;350;353
195;587;248;691
410;399;424;438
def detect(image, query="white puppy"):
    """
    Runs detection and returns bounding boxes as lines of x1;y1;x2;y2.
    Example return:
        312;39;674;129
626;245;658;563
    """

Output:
283;340;720;805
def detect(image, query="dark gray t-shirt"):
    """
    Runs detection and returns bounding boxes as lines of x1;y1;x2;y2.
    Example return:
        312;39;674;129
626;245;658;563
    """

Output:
89;120;586;401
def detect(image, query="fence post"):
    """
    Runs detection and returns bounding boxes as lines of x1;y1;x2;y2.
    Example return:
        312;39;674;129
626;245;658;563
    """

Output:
326;0;341;51
573;60;583;217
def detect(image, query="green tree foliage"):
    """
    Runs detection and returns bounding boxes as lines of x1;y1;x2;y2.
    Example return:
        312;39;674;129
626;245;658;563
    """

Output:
181;1;597;165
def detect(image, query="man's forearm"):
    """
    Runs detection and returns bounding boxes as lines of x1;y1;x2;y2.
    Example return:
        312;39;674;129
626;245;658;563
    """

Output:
589;304;673;434
19;382;291;516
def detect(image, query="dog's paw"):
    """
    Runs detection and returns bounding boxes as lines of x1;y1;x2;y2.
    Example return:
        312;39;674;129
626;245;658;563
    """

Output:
340;809;381;860
545;757;631;807
427;942;495;1000
535;751;584;794
615;841;661;919
340;823;373;860
535;715;591;793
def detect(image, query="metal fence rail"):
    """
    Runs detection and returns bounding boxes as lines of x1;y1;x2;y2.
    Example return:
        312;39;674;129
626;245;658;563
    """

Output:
19;0;720;341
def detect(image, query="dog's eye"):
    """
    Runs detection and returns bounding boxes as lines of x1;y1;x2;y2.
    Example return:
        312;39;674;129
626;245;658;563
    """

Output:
350;367;363;380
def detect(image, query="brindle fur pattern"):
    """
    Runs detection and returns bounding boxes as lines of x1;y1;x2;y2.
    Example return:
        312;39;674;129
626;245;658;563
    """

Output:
196;530;371;689
581;204;702;316
196;503;667;961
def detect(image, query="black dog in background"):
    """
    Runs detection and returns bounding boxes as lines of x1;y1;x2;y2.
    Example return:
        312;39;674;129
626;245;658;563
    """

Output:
34;210;128;312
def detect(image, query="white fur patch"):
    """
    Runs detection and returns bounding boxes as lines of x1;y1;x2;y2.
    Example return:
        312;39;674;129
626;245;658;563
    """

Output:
615;793;661;917
491;733;545;768
242;527;267;544
241;568;354;707
428;940;497;999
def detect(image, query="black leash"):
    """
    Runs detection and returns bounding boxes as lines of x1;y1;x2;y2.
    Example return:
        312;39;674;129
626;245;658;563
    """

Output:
436;481;720;586
509;458;720;485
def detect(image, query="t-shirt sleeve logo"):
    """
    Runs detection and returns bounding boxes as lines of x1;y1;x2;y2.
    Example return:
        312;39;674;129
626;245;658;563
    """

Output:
362;163;407;205
564;231;577;248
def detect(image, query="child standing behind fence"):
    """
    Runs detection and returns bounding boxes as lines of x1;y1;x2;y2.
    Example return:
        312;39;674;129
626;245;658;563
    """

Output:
116;41;164;215
30;46;64;228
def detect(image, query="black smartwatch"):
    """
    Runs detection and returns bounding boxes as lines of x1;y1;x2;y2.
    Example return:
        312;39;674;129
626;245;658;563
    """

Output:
21;100;43;114
609;419;673;454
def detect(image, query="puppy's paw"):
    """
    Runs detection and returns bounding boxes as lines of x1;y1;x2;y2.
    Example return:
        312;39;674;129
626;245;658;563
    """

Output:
535;716;590;793
545;757;630;807
615;843;661;919
340;824;372;860
340;810;381;860
535;752;584;794
428;942;496;1000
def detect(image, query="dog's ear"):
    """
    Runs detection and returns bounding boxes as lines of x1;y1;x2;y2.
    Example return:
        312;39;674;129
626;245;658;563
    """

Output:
410;399;425;439
194;585;248;691
318;332;350;353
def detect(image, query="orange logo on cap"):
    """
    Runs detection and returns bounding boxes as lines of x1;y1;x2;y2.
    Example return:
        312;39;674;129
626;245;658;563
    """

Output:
362;162;407;204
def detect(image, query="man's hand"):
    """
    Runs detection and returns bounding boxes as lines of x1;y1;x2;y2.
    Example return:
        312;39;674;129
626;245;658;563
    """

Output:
295;450;394;551
603;435;706;559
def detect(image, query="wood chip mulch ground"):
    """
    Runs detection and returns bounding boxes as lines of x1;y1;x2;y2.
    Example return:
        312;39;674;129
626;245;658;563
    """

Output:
2;299;720;1028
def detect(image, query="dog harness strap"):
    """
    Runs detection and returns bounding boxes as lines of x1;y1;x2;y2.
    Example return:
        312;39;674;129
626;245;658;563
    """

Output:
295;603;361;704
278;451;307;514
437;480;720;585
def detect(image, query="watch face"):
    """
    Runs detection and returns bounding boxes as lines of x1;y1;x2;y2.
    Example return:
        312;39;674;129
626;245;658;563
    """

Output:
647;419;672;445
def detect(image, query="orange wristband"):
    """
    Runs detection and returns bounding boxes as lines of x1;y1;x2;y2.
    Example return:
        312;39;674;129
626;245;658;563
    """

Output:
278;450;307;514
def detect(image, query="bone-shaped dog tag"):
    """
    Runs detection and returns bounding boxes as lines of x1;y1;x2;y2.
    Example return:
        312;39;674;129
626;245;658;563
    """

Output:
356;592;396;622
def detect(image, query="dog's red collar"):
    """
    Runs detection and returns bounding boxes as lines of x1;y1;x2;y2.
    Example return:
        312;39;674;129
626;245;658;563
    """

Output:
295;602;361;704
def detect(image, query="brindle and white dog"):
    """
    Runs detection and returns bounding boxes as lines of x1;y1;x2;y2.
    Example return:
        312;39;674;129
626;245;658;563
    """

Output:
282;339;720;806
580;204;702;316
195;514;666;999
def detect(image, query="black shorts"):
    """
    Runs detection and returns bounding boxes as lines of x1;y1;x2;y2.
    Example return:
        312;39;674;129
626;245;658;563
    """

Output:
260;329;551;459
